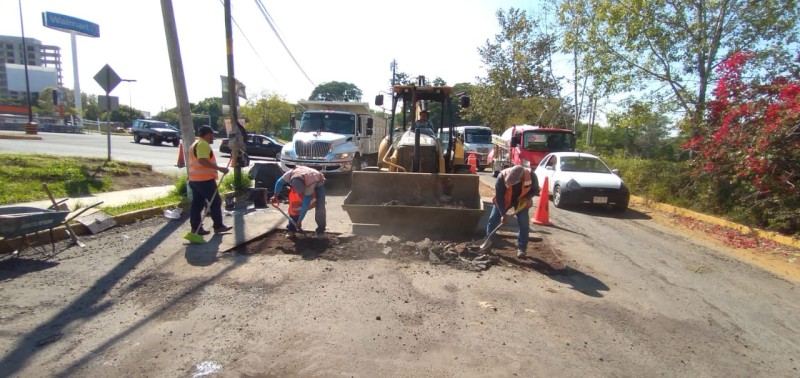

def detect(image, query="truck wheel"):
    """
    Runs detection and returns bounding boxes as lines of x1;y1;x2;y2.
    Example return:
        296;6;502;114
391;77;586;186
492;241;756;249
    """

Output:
151;137;161;146
172;140;180;147
134;134;141;143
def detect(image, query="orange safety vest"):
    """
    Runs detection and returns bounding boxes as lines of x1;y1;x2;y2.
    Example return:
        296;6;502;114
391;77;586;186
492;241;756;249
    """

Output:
188;139;219;181
492;168;533;211
287;166;324;216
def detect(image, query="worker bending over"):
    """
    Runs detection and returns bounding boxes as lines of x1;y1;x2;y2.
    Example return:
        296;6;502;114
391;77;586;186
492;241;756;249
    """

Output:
485;165;538;258
270;165;327;239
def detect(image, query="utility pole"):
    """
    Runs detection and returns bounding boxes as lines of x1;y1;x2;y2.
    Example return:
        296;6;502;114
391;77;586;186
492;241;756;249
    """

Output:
160;0;195;174
224;0;242;187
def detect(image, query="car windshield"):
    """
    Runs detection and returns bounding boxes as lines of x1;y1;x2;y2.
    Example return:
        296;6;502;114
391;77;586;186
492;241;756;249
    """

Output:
299;112;355;134
559;156;612;173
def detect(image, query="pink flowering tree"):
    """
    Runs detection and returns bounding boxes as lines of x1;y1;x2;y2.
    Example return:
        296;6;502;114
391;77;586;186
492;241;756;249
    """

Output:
683;51;799;233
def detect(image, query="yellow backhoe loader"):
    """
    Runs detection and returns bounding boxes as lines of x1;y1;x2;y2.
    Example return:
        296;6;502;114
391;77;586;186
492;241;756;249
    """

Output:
342;77;484;236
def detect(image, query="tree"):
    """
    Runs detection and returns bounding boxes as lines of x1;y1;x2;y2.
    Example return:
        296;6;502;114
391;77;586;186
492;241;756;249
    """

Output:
154;108;179;126
470;7;564;131
191;97;222;131
478;7;562;99
110;105;144;125
606;101;674;159
308;81;362;102
560;0;799;136
240;91;294;135
683;51;800;233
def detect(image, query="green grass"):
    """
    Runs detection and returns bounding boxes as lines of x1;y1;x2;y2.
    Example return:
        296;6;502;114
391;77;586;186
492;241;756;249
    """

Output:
100;192;186;216
0;153;153;205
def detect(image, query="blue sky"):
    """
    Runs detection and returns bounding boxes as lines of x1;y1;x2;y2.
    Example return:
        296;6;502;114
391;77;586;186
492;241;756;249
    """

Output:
1;0;548;116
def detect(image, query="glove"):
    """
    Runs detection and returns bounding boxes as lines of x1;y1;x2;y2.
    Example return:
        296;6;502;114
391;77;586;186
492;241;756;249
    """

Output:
269;196;280;205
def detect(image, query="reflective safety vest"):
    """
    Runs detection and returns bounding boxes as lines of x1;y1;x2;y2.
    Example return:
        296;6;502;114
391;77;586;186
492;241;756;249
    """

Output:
188;139;218;181
286;166;324;216
493;167;533;211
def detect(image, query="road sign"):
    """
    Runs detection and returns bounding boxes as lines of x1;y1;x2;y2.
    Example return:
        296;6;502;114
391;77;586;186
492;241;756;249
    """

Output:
98;95;119;111
94;64;121;93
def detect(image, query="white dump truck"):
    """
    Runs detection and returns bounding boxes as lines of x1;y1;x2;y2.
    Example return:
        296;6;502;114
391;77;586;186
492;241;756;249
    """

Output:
279;101;388;175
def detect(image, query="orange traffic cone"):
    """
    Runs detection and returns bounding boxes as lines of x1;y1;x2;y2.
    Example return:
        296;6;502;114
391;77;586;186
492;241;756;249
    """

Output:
176;141;185;168
467;153;477;174
532;176;551;226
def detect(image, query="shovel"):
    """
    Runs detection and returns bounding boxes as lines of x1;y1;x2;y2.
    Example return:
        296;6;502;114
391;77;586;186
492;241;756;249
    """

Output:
479;201;528;251
270;202;309;237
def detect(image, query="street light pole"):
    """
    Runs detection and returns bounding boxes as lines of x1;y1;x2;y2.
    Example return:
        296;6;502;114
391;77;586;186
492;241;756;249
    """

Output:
120;79;136;108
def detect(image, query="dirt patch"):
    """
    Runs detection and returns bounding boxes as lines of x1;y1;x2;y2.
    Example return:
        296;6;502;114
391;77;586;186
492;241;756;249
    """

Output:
105;167;176;191
232;230;567;274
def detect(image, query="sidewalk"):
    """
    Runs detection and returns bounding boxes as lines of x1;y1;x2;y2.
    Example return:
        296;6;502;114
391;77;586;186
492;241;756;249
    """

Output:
1;185;175;211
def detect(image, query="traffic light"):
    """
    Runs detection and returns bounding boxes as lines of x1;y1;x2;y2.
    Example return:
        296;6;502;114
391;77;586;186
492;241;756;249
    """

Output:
53;89;58;105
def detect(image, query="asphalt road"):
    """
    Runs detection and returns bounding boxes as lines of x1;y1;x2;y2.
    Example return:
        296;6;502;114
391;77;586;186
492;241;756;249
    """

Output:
0;131;276;176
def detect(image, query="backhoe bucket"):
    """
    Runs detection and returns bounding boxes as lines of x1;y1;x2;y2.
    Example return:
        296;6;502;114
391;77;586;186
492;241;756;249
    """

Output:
343;171;484;237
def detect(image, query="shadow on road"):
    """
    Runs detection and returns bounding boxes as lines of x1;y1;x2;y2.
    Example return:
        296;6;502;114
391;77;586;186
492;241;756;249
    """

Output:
0;218;230;377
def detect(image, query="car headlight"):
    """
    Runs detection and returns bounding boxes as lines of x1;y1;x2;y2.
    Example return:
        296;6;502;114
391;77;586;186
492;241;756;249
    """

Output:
334;152;351;159
565;179;581;190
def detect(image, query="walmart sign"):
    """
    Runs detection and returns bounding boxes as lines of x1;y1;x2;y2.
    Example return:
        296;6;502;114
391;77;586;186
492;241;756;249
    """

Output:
42;12;99;38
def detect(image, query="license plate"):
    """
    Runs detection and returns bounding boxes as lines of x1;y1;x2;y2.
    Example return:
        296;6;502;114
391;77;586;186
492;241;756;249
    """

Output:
593;196;608;204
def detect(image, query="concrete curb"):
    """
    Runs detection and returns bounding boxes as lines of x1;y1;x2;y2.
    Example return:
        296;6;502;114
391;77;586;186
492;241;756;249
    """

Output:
0;133;42;140
630;195;800;249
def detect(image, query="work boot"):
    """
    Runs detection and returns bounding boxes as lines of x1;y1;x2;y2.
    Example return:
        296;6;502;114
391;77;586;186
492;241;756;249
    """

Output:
196;227;210;236
316;232;325;240
517;249;527;258
285;230;296;239
214;225;233;234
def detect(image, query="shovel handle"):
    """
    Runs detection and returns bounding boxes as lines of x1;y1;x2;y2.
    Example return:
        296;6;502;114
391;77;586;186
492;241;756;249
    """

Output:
270;202;308;235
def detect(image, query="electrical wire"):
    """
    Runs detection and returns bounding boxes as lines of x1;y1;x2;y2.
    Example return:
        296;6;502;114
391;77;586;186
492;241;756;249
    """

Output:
253;0;315;87
217;0;281;87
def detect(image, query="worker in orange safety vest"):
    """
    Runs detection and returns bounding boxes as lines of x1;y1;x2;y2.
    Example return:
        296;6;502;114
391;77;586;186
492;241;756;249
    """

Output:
270;165;327;240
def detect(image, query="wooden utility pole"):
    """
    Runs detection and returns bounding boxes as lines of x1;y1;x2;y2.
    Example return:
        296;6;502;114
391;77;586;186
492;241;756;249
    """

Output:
160;0;195;172
224;0;242;186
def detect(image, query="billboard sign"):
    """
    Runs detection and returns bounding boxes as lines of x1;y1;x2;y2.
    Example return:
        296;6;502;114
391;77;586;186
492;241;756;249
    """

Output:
42;12;100;38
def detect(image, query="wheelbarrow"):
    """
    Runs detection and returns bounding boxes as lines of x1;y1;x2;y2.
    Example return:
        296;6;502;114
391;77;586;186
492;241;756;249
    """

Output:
0;202;103;254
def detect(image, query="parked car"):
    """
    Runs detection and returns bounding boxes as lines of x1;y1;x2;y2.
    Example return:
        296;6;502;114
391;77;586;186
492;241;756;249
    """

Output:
220;134;284;159
534;152;630;211
131;119;181;146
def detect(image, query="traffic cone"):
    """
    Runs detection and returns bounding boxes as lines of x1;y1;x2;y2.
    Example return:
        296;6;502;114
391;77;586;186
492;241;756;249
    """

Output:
532;176;551;226
467;153;477;174
176;141;185;168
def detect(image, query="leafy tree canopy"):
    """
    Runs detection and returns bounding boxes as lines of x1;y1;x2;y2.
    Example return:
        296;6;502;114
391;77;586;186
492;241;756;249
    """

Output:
559;0;799;132
309;81;362;102
240;91;294;135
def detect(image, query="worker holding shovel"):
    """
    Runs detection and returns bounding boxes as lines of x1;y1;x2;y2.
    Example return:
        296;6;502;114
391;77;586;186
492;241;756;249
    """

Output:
270;165;327;240
484;165;538;258
184;126;232;242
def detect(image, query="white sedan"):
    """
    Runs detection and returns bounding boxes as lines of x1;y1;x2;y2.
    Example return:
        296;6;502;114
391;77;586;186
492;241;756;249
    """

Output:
534;152;630;211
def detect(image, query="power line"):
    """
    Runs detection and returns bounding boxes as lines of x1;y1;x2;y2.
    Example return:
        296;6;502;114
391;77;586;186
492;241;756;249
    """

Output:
253;0;315;87
217;0;281;89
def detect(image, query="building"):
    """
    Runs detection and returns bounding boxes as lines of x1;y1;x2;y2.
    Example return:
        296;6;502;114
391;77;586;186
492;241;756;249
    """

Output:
0;35;62;103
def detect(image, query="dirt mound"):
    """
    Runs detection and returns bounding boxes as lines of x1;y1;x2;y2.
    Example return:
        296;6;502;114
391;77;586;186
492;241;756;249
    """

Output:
233;231;568;274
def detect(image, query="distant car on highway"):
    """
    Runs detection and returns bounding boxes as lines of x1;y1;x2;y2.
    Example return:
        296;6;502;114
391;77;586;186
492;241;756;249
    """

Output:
131;119;181;146
219;134;284;159
534;152;630;211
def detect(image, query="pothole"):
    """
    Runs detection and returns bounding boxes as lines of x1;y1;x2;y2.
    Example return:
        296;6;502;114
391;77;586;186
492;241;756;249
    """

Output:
232;231;569;274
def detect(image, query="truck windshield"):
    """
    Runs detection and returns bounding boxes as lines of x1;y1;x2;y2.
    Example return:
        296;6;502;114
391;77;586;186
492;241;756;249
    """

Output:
464;128;492;144
522;131;576;152
299;112;355;134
